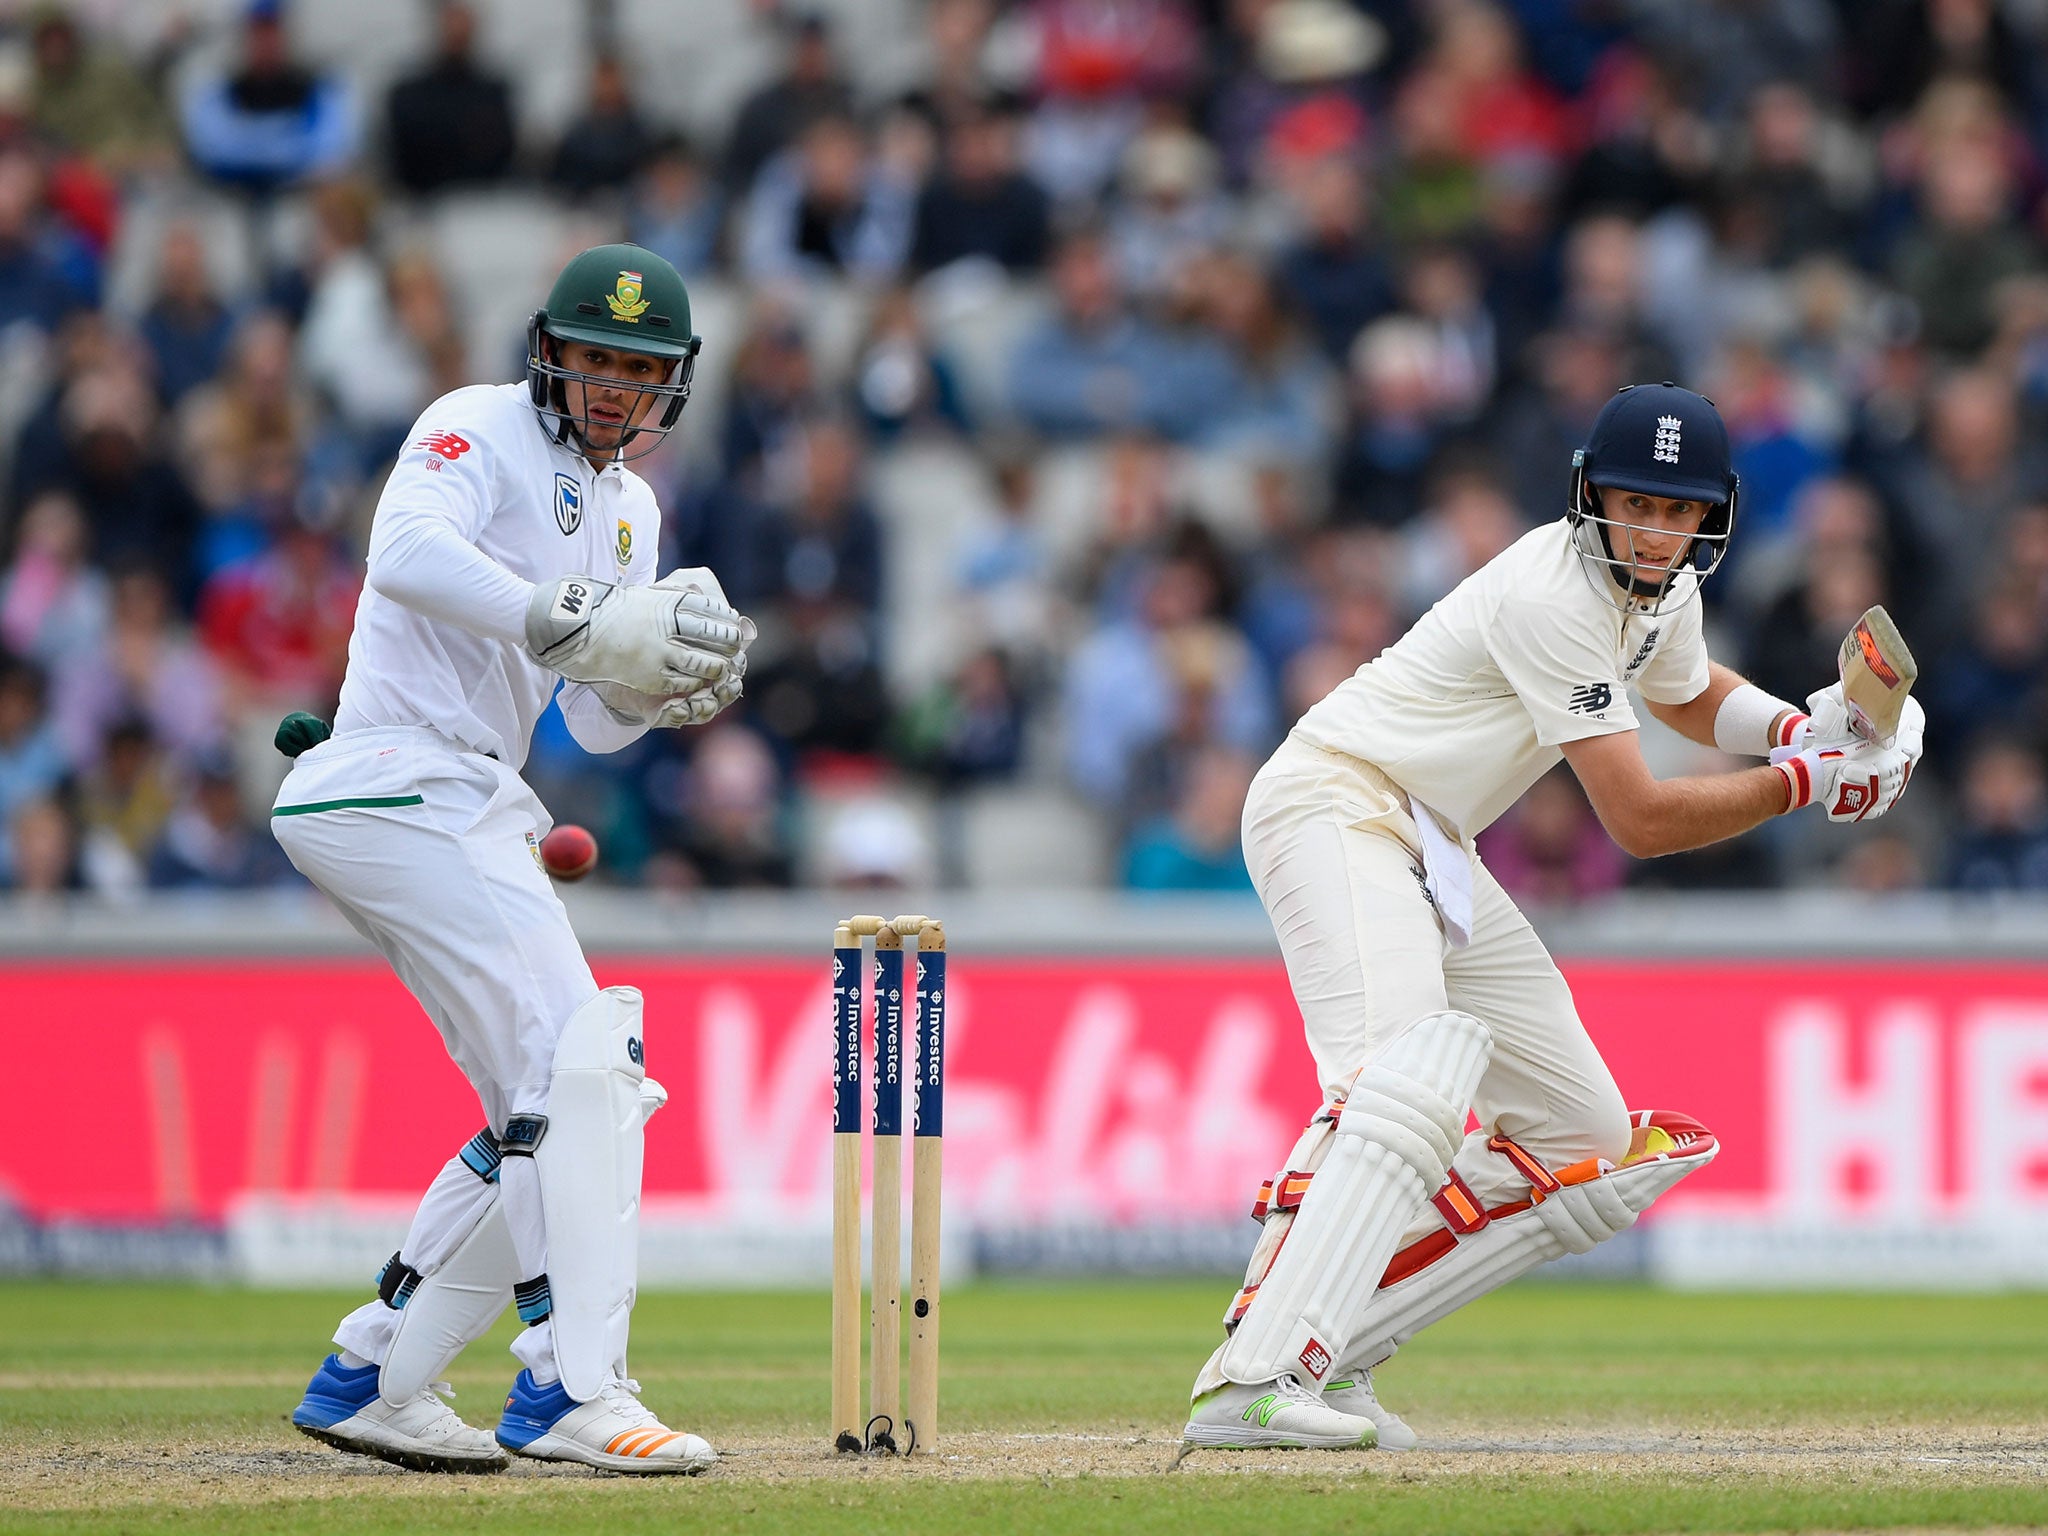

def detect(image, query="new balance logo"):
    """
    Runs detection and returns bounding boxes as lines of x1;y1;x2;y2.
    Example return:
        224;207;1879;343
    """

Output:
1568;682;1613;714
416;430;472;460
1652;414;1682;464
1242;1393;1285;1427
1298;1339;1333;1380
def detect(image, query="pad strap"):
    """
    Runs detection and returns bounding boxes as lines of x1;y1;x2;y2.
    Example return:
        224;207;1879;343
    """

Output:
1429;1168;1491;1233
500;1114;548;1157
459;1127;502;1184
513;1274;553;1326
376;1252;422;1310
1485;1133;1562;1198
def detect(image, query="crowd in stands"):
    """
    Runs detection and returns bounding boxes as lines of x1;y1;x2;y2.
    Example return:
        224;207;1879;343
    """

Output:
2;0;2048;903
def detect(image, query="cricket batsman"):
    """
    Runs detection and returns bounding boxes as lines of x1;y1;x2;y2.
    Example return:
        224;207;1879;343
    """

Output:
277;245;751;1474
1181;384;1926;1450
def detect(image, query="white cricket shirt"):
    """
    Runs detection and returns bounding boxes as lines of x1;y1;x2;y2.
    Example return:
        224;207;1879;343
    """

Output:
1293;519;1710;836
333;382;661;768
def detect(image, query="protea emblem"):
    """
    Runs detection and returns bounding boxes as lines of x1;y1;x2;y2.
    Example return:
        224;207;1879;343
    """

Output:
607;270;650;322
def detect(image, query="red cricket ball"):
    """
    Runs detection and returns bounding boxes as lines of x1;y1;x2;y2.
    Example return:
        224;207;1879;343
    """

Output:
540;824;599;881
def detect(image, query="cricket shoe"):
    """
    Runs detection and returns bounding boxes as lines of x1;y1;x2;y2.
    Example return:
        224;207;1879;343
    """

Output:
292;1354;507;1473
1321;1371;1419;1450
495;1370;716;1474
1181;1373;1379;1450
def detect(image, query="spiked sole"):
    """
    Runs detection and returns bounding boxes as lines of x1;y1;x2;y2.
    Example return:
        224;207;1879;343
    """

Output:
1179;1420;1377;1450
503;1434;715;1475
295;1420;508;1474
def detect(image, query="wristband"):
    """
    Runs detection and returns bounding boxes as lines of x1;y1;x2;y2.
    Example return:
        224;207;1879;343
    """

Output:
1715;682;1804;757
1771;755;1810;813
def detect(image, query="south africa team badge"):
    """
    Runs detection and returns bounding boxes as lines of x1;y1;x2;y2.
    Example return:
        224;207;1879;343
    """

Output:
615;519;633;567
555;473;581;535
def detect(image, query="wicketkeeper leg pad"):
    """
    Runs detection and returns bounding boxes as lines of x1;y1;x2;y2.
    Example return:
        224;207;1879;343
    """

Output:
380;1078;668;1405
1208;1011;1491;1391
1337;1110;1718;1378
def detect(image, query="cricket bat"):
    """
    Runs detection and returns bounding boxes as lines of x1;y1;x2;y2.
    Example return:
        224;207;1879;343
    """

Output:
1837;605;1918;745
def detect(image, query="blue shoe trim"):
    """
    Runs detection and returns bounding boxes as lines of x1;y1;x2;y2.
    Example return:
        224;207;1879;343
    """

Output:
290;1353;380;1430
494;1369;576;1451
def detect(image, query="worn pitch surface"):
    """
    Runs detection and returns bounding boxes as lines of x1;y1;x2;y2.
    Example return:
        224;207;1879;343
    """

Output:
2;1282;2044;1534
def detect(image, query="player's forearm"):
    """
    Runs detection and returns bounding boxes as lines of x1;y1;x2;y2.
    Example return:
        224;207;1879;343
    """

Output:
557;681;649;754
1608;765;1790;858
367;515;534;646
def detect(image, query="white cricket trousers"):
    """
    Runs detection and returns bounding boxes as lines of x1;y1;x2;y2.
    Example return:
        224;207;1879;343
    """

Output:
1242;734;1631;1222
270;724;596;1378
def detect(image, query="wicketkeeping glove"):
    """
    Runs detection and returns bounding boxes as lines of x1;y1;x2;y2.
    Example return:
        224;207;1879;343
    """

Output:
525;574;746;695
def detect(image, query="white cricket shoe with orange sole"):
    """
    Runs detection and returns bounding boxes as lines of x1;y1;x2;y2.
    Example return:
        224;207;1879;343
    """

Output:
495;1370;716;1474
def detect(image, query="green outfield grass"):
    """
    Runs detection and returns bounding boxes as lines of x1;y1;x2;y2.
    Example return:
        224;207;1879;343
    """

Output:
2;1279;2045;1535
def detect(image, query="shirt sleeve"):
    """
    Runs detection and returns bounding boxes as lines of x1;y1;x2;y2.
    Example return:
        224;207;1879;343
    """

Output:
1633;588;1712;705
1488;591;1639;747
557;681;649;754
363;417;534;646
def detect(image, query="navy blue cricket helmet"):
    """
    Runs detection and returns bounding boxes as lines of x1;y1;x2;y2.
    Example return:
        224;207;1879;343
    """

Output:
1567;383;1740;612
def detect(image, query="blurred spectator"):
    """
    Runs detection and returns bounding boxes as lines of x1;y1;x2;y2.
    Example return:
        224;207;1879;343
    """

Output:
647;723;793;890
1007;226;1219;440
1889;126;2038;359
0;146;94;334
1927;577;2048;757
1625;0;1839;126
73;715;173;897
1714;80;1866;272
1402;243;1496;423
739;112;917;284
1491;325;1627;518
1109;122;1233;301
724;12;855;196
1848;0;2040;123
851;288;972;442
1064;529;1275;823
0;491;107;666
1946;734;2048;891
717;299;818;486
139;218;237;406
53;567;226;771
34;366;202;604
895;647;1025;786
9;792;76;893
747;420;891;759
1122;745;1256;890
1337;315;1452;523
180;0;359;192
1194;250;1339;461
1208;0;1385;186
549;54;654;197
1557;47;1707;224
950;442;1066;675
1398;464;1522;613
145;748;297;889
196;480;361;714
1476;763;1625;906
910;97;1051;276
817;795;933;889
0;657;66;885
297;184;446;457
1745;538;1888;707
178;308;315;521
385;0;516;195
1273;156;1395;364
629;136;724;279
1018;0;1202;204
29;7;173;175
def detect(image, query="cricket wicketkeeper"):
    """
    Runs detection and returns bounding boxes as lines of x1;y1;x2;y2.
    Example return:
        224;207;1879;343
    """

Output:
277;245;752;1474
1182;383;1926;1450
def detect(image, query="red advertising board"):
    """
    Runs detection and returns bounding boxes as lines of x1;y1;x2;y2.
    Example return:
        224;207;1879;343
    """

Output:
7;958;2048;1225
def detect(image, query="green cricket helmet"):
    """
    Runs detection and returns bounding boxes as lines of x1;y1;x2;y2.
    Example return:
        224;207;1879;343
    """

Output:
527;243;702;461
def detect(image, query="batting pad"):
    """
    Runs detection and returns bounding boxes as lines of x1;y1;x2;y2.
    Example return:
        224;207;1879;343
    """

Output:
537;987;650;1402
1215;1011;1491;1389
380;1078;668;1405
1337;1110;1719;1379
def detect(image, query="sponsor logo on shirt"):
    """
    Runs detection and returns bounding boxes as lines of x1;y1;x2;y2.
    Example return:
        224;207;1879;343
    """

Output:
1568;682;1614;715
555;473;582;535
1625;626;1661;676
525;830;543;870
417;430;471;460
615;519;633;568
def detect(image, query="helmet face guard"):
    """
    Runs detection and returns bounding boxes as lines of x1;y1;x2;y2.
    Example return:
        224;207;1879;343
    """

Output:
527;311;701;464
1568;450;1738;615
1565;382;1740;615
